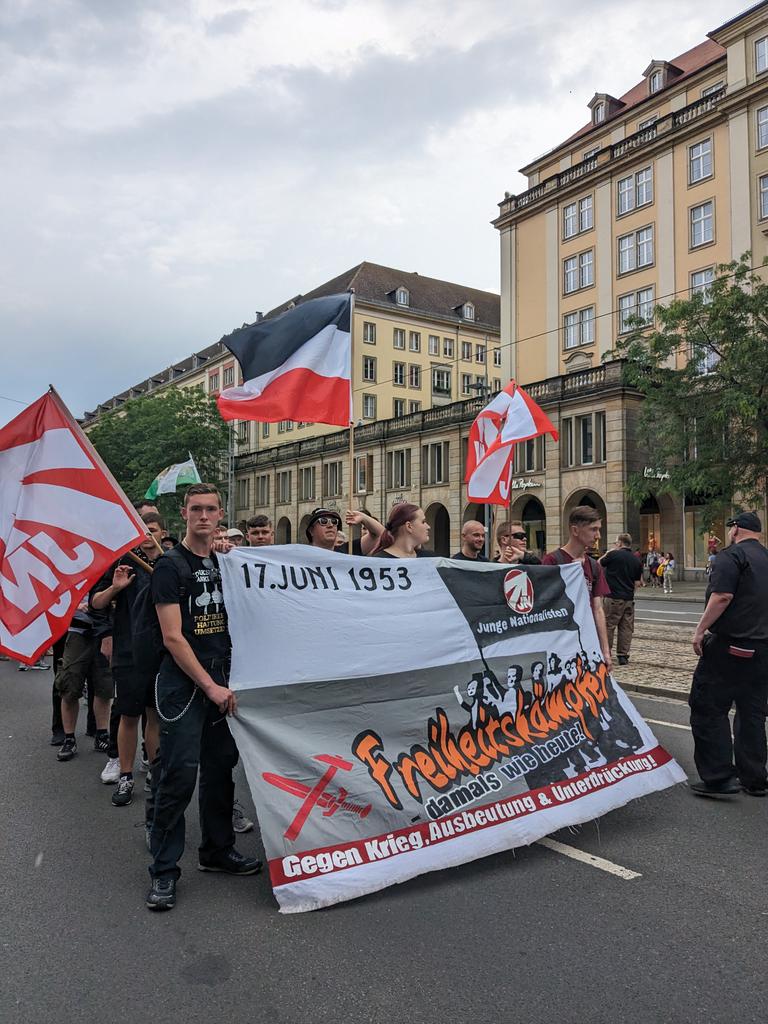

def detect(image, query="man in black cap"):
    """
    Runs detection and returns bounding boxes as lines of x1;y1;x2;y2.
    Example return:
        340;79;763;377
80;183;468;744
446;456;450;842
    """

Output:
305;508;342;550
689;511;768;798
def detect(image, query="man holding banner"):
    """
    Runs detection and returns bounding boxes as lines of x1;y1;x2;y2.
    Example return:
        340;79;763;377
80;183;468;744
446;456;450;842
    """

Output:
147;483;261;912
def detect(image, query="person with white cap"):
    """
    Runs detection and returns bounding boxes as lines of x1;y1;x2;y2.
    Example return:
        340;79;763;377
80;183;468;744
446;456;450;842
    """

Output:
689;511;768;798
225;528;245;547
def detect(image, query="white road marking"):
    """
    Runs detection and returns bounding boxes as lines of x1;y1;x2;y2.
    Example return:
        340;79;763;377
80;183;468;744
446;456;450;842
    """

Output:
537;838;642;880
644;717;689;731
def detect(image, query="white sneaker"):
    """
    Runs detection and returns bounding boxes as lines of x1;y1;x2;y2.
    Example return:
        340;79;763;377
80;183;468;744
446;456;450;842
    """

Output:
100;757;121;784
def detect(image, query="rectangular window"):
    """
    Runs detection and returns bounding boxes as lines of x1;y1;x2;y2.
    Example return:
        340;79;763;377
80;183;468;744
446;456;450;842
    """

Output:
428;334;440;356
236;478;250;509
422;441;450;485
493;378;502;393
616;166;652;215
393;328;405;349
561;418;574;468
386;449;411;489
618;293;635;333
323;461;343;497
690;201;714;247
461;341;472;361
563;202;577;239
362;394;376;419
618;226;653;273
637;226;654;267
409;331;421;352
636;166;653;206
636;287;655;324
701;82;723;97
563;307;595;349
691;267;715;300
408;365;421;388
689;139;712;183
461;373;472;396
760;174;768;219
578;415;593;465
393;398;406;418
393;361;405;386
757;36;768;74
563;255;578;294
475;344;486;363
276;470;292;504
262;422;270;439
355;454;373;494
362;355;376;382
493;348;502;367
299;466;316;501
277;420;286;434
579;250;593;287
222;366;235;388
617;175;633;215
236;421;249;446
443;337;454;358
618;288;655;332
208;372;220;393
255;474;269;506
579;195;593;232
432;368;451;395
409;401;421;413
363;321;376;344
618;232;635;274
595;412;606;463
758;106;768;149
638;116;658;130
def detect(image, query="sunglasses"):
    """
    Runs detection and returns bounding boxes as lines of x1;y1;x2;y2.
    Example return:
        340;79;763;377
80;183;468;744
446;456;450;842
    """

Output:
316;516;340;527
508;532;527;541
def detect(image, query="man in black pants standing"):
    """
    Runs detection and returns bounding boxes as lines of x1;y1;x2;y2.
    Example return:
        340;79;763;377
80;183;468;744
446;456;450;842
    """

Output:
147;483;261;911
689;512;768;798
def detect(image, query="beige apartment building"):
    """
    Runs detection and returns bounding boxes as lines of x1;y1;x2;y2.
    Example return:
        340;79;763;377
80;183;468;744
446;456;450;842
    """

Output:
491;1;768;571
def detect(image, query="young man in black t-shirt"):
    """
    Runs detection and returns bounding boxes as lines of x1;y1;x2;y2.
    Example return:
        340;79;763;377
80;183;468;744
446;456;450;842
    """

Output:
600;532;642;665
146;484;261;912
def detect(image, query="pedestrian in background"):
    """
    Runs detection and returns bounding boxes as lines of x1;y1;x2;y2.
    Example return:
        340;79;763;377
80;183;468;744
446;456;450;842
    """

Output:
600;533;642;666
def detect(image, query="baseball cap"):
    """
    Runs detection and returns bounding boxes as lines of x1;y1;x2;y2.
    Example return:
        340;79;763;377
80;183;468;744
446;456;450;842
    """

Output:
726;512;762;532
305;507;342;539
226;528;244;539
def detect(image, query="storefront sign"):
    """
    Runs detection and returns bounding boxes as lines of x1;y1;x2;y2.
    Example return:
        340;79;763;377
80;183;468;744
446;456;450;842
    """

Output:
643;467;670;482
509;478;543;490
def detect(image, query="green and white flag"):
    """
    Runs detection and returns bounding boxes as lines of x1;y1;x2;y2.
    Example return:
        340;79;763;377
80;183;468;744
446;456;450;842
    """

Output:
144;453;201;499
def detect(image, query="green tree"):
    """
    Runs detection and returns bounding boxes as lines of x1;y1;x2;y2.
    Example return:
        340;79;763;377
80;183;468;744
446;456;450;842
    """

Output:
88;387;230;523
614;255;768;527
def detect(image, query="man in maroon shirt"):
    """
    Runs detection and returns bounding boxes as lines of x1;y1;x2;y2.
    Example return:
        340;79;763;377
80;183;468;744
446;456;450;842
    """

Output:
542;505;612;672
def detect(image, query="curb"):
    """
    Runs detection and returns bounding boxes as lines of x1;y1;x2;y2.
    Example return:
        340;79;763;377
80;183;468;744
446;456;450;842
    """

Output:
619;680;688;703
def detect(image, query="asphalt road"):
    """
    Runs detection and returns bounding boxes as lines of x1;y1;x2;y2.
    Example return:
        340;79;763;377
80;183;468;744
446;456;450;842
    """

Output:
1;663;766;1024
635;595;703;626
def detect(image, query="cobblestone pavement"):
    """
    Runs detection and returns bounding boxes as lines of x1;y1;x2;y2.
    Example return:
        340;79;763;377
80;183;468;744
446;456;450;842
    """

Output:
612;620;695;700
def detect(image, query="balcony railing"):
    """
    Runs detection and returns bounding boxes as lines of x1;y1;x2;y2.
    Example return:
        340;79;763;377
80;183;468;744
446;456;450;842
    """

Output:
234;362;630;471
497;87;726;217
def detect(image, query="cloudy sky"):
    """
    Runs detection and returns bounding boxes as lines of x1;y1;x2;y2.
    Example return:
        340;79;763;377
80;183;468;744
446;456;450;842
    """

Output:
0;0;741;426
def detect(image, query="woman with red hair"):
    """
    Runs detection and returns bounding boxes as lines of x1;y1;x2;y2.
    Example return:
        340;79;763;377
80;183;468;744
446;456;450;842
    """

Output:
372;503;431;558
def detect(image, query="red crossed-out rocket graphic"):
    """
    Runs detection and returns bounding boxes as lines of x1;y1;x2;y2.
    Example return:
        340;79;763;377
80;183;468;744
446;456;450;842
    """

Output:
263;754;372;841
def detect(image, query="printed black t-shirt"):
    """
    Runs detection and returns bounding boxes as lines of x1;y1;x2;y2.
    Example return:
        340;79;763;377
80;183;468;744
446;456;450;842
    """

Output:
151;546;231;662
707;539;768;640
451;551;489;562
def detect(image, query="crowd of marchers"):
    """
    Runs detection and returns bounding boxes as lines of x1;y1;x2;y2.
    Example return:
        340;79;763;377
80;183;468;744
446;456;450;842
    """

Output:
10;489;767;912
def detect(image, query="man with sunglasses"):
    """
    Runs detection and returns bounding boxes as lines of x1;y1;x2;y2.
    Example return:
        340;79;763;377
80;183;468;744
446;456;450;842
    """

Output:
689;511;768;799
306;507;343;550
494;521;541;565
146;483;261;911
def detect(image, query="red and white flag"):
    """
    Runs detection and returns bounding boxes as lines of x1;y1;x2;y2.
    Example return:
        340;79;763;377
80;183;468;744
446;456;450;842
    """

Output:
465;381;558;504
0;391;147;664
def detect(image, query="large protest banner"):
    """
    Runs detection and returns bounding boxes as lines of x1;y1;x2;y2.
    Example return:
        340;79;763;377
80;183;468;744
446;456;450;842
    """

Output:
221;548;686;913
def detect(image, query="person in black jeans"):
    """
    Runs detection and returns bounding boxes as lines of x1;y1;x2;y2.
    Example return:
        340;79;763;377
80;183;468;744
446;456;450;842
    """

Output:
689;512;768;799
146;483;261;911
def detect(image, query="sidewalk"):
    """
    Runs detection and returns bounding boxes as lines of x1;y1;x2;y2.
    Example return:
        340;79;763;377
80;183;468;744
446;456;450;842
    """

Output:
635;580;706;605
612;620;694;703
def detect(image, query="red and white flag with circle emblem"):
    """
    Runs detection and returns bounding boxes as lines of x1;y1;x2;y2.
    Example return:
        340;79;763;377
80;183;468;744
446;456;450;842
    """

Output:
0;391;147;664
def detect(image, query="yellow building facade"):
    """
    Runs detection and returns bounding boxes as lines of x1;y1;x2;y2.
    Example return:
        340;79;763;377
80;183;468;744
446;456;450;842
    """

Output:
492;2;768;571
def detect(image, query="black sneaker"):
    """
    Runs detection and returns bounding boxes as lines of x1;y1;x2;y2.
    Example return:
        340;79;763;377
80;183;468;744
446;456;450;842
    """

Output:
57;737;78;762
689;779;741;798
112;776;134;807
93;731;110;753
50;731;66;747
198;848;263;875
146;877;176;911
617;655;629;665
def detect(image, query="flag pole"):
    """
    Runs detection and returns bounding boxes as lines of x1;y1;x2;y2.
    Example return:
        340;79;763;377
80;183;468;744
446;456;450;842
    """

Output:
47;386;149;540
347;290;356;554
